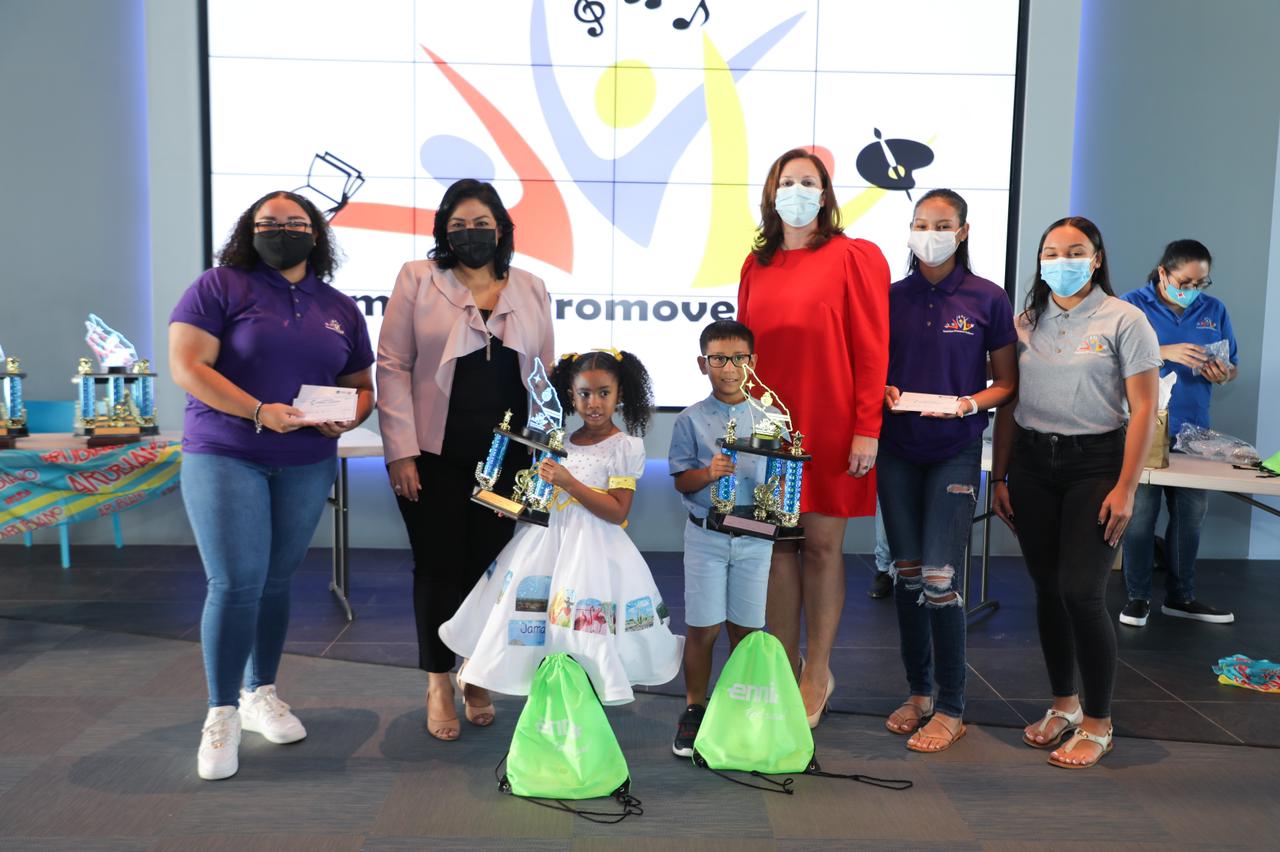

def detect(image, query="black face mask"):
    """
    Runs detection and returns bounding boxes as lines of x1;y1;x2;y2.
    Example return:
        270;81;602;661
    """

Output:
447;228;498;269
254;231;315;271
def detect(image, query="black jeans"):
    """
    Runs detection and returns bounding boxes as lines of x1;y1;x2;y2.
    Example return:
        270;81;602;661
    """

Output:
395;451;517;673
1009;425;1125;719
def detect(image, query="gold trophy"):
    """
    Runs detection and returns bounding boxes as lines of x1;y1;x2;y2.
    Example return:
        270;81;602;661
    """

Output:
74;315;158;446
707;365;811;540
0;352;29;449
470;357;567;526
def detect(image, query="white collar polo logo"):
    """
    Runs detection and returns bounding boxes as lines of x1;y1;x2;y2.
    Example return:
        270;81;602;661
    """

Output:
324;319;344;335
942;315;975;335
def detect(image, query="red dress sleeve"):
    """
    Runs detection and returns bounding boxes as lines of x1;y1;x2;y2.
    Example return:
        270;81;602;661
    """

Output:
736;254;756;327
843;239;890;440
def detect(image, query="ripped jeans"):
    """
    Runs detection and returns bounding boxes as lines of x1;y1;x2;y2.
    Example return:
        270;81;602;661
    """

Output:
876;439;981;718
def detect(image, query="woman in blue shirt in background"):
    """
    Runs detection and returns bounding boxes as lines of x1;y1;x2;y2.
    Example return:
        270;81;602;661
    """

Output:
1118;240;1238;628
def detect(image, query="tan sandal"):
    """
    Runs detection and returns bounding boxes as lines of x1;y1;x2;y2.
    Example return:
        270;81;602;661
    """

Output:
1022;706;1083;749
885;698;934;735
1047;727;1113;769
906;715;966;753
457;667;496;727
425;685;460;741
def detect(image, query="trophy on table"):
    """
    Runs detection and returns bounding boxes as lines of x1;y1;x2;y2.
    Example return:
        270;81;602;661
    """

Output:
73;314;158;446
0;344;29;449
471;356;568;526
706;365;812;540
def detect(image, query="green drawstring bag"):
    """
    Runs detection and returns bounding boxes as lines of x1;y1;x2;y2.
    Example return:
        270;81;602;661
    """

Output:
496;653;642;823
692;631;912;794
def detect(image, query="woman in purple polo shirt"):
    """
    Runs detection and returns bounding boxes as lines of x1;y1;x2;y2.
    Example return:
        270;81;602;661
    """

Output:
880;189;1017;752
169;191;375;780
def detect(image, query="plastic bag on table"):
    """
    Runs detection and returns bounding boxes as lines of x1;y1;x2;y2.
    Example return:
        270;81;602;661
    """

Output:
1173;423;1261;465
1191;339;1231;379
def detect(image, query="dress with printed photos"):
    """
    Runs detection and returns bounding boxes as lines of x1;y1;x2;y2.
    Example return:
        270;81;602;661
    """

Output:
439;432;684;705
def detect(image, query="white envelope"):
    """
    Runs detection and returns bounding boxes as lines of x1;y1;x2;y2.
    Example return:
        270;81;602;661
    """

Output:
292;385;357;424
892;391;960;415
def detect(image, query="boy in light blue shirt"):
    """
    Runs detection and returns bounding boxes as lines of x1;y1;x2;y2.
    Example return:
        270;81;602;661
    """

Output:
667;320;775;757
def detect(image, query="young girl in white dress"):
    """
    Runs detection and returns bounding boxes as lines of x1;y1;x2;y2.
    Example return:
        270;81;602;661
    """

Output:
440;349;684;705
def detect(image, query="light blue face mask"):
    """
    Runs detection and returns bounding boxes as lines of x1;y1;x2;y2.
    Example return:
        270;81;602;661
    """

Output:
774;184;822;228
1040;257;1094;298
1164;281;1201;308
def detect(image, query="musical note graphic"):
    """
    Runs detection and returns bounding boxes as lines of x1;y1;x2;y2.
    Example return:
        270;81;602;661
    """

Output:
855;128;933;200
574;0;606;38
624;0;663;8
673;0;710;30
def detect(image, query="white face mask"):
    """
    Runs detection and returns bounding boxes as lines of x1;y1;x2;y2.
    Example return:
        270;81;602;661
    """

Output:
774;184;822;228
907;229;959;267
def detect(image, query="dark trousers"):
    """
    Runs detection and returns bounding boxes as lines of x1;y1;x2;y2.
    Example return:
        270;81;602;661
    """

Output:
1008;426;1125;719
395;451;517;673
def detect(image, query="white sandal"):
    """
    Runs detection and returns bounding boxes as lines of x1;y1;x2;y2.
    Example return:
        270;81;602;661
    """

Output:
1022;706;1083;749
1048;727;1113;769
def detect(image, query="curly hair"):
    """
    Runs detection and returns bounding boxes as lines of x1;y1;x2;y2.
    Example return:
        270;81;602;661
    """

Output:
752;148;844;266
549;350;654;437
216;191;341;282
427;179;515;279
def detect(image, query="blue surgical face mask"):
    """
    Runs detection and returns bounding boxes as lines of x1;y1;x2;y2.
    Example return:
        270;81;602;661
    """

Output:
1040;257;1094;298
775;184;822;228
1163;280;1201;308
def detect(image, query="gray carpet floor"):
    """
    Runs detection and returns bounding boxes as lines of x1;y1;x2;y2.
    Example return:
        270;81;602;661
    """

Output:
2;616;1277;850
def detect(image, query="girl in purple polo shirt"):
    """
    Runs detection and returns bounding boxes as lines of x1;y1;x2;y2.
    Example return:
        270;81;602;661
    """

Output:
879;189;1018;753
170;191;374;780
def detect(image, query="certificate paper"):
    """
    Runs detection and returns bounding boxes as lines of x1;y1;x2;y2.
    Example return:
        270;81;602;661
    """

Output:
893;392;960;415
292;385;357;424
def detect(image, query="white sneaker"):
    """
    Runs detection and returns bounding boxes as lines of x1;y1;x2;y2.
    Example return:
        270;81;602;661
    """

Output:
198;706;241;781
239;685;307;744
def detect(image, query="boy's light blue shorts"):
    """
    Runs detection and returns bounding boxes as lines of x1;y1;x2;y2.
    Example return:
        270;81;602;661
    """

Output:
683;516;772;628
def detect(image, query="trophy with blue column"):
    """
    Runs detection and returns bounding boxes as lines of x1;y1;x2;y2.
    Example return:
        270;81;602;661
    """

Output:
0;350;29;448
73;315;159;446
707;365;811;540
471;356;567;526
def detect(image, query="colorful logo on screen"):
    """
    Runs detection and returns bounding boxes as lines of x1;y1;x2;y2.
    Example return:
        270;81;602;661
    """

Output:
942;315;975;335
331;0;934;287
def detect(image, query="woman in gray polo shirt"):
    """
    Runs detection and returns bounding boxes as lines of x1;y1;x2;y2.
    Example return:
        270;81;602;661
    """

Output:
992;217;1160;770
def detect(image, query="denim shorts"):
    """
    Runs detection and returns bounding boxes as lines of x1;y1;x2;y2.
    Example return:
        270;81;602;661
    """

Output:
683;518;772;628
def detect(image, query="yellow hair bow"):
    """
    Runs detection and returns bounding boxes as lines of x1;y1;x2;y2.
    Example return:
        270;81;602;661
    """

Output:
592;347;624;361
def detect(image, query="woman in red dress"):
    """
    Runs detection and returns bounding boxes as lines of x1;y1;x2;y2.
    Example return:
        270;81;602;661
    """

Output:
737;148;890;726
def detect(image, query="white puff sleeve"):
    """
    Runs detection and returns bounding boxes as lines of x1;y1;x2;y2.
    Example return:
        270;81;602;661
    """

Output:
607;435;647;491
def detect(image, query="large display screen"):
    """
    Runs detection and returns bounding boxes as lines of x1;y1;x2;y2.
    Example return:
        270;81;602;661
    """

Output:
206;0;1023;407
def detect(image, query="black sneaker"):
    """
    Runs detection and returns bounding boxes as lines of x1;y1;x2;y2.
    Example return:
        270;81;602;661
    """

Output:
1119;599;1150;627
1161;599;1234;624
869;571;893;599
672;704;705;758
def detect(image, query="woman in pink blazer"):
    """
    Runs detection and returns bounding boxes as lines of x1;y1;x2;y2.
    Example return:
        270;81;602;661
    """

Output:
376;179;554;741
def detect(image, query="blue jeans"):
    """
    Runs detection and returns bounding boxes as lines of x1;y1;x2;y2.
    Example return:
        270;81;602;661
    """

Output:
876;439;981;718
873;503;892;573
1122;482;1208;604
182;452;336;707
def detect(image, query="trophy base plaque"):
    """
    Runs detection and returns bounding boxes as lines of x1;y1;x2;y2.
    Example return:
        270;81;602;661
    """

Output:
470;487;551;527
707;507;805;541
0;425;27;449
